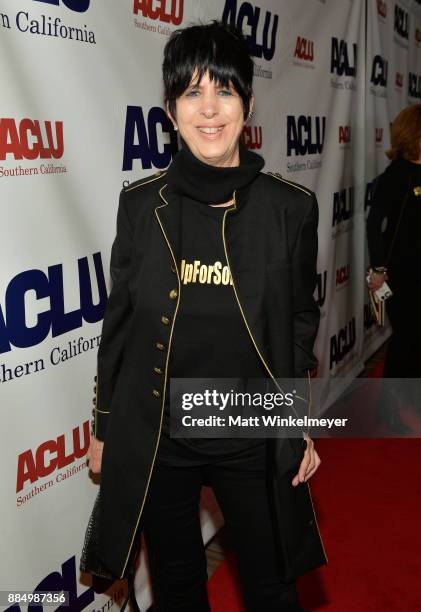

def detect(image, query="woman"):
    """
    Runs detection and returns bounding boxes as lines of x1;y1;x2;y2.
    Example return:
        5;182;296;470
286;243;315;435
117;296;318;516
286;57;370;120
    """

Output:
83;21;327;612
367;103;421;433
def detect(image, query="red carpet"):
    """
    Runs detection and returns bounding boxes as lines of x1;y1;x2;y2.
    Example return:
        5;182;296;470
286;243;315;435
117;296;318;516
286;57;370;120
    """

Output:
207;368;421;610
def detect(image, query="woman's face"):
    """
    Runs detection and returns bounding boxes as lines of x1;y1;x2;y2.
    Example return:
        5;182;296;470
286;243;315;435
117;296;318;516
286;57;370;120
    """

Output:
170;70;252;167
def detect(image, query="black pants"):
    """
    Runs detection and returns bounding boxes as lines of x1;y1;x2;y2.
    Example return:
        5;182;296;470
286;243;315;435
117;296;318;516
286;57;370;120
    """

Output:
141;443;302;612
384;292;421;379
380;292;421;413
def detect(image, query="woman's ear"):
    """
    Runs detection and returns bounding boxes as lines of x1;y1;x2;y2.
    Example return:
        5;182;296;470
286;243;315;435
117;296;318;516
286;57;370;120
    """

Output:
166;102;178;131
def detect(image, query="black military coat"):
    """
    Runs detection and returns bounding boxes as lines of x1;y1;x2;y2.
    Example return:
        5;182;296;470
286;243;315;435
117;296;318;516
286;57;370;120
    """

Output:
85;169;328;583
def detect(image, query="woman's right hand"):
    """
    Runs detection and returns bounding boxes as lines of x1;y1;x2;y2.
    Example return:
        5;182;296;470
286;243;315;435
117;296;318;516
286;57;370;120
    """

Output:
87;435;104;474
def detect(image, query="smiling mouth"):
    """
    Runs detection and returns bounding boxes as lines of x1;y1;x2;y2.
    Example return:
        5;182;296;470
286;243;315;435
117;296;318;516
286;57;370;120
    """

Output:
197;126;225;134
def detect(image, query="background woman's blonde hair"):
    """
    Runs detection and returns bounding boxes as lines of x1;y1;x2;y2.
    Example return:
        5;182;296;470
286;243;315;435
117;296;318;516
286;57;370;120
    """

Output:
386;103;421;161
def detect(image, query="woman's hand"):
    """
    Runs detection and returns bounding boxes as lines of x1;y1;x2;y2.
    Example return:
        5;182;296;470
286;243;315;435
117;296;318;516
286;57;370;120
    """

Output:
292;433;321;486
86;435;104;474
367;269;388;292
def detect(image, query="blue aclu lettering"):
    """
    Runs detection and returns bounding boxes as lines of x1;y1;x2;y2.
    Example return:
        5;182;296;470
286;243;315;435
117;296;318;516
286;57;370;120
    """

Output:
394;4;409;39
33;0;90;12
314;270;327;308
330;317;356;369
287;115;326;156
332;187;354;226
4;556;94;612
0;253;106;354
122;106;178;171
371;55;388;87
222;0;278;60
330;38;357;77
409;72;421;99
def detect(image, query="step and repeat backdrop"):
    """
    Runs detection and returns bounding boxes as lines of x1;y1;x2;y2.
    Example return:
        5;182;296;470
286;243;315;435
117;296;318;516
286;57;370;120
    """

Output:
1;0;421;609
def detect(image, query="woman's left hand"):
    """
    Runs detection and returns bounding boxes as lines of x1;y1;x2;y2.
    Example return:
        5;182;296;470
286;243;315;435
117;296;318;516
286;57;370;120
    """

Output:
292;433;321;486
367;270;388;292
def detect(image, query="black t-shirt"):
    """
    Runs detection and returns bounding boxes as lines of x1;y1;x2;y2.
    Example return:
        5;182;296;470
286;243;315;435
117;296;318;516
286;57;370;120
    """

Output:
155;195;267;466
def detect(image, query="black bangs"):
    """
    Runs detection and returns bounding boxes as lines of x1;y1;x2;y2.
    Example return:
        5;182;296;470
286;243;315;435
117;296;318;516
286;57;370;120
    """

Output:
163;21;254;120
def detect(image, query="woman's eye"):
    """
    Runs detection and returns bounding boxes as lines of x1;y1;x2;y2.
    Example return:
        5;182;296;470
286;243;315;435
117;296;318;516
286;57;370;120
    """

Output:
218;89;232;96
186;90;200;97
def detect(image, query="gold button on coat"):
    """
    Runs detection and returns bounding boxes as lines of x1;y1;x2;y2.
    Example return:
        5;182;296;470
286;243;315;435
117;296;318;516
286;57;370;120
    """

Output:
156;342;166;351
152;389;161;398
161;315;170;325
169;289;178;299
153;366;163;374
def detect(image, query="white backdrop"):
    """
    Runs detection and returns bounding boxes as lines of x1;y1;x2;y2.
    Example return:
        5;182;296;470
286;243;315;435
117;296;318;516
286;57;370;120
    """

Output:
1;1;420;610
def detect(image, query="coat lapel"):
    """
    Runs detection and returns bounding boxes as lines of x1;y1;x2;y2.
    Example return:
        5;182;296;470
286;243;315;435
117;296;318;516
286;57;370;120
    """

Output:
154;183;182;266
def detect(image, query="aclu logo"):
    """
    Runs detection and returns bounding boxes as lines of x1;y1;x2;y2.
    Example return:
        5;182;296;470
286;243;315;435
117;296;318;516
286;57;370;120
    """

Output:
332;187;354;232
293;36;314;67
409;73;421;99
336;263;350;289
365;179;376;215
0;253;106;355
33;0;90;12
287;115;325;156
0;118;63;161
314;270;327;309
371;55;388;86
241;125;262;150
222;0;278;61
377;0;387;19
123;105;178;171
133;0;184;26
370;55;388;96
330;38;357;77
339;125;351;147
394;4;409;40
395;71;403;89
330;316;356;370
3;555;125;612
4;556;95;612
286;116;325;173
16;421;89;493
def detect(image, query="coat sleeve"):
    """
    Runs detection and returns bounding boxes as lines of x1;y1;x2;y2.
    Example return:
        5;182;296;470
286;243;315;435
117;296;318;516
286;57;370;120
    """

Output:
93;188;134;441
366;173;389;267
291;194;320;377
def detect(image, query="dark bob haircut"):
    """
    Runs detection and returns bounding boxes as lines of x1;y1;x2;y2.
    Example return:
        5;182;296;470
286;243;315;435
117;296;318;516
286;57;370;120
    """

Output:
163;20;254;121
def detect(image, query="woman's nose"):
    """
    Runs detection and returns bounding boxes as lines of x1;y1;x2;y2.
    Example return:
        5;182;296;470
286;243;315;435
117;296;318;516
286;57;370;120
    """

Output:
200;92;219;118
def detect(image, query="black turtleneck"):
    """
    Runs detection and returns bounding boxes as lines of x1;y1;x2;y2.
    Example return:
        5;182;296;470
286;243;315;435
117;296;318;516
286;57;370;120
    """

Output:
165;138;265;204
156;142;267;467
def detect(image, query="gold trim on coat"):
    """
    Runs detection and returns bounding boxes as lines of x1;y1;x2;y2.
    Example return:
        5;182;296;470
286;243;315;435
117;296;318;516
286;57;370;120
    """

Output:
222;194;327;563
266;171;313;197
120;183;181;578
